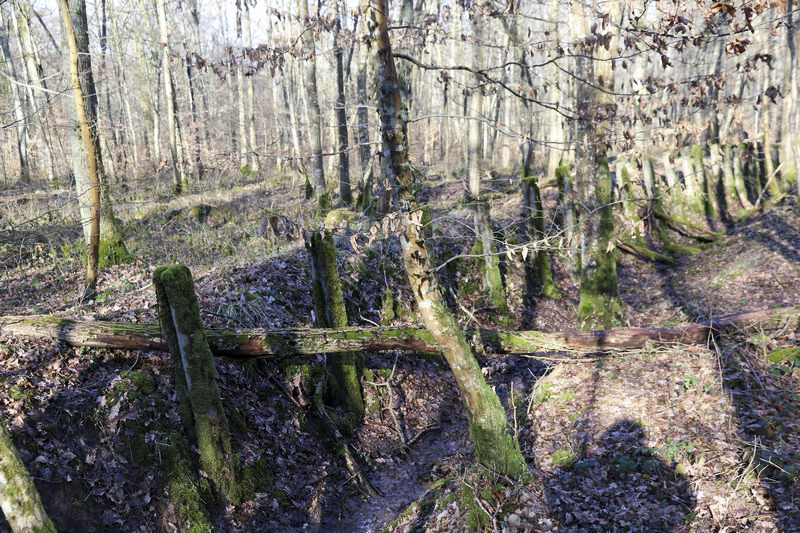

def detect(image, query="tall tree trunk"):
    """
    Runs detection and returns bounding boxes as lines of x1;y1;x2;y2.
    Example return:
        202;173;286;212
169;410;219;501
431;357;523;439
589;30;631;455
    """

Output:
108;0;140;181
361;0;527;478
60;0;101;301
356;41;371;175
59;0;131;279
0;10;30;183
298;0;328;215
156;0;187;194
242;0;259;172
781;0;798;188
334;0;352;204
11;0;56;184
575;0;623;330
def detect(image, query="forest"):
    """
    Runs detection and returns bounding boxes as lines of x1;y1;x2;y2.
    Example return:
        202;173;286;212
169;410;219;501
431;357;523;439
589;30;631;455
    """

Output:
0;0;799;530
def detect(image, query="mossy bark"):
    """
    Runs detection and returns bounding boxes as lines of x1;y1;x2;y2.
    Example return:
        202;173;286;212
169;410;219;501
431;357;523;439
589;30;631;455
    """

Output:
305;230;365;421
0;424;57;533
522;175;560;299
153;264;239;505
472;197;509;322
362;0;527;478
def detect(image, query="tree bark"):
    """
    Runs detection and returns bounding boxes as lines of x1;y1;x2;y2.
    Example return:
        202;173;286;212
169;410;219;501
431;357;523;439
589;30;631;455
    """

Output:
11;0;56;185
2;307;796;357
59;0;132;273
306;230;364;419
156;0;187;194
298;0;328;215
574;0;623;330
0;423;56;533
361;0;527;478
0;9;30;183
333;0;352;205
59;0;101;301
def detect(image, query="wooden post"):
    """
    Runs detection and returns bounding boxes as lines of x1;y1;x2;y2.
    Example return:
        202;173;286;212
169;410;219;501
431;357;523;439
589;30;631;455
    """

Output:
305;230;365;421
152;264;239;504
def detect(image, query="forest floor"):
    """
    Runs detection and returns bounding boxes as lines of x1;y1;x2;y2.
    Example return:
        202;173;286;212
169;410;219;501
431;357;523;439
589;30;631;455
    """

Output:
1;173;799;532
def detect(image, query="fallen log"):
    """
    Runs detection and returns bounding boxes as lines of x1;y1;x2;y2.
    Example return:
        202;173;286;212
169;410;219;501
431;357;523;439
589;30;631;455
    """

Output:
0;307;797;358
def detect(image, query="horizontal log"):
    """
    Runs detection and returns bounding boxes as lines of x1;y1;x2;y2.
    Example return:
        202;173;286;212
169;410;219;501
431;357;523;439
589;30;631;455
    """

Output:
0;307;797;358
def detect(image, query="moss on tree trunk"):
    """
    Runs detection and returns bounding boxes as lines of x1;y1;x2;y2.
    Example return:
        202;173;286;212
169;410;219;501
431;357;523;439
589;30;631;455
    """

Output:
472;197;510;322
306;230;365;422
153;264;239;505
0;424;56;533
522;175;560;299
361;0;527;478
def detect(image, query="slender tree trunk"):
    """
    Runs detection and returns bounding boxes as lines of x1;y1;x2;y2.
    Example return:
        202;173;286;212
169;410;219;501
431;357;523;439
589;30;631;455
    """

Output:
108;0;140;181
298;0;328;215
0;10;30;183
11;0;56;184
356;41;371;175
60;0;101;301
156;0;187;194
575;0;623;330
334;0;352;204
361;0;527;478
242;0;259;172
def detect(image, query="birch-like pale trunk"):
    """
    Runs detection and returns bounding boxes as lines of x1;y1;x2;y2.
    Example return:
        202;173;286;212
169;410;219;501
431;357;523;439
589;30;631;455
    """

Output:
11;0;56;184
157;0;187;194
298;0;328;214
0;10;30;183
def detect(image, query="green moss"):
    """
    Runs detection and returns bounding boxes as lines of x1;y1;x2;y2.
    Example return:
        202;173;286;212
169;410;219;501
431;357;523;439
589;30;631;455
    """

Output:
551;449;578;468
380;287;396;325
159;431;215;533
98;234;134;269
323;208;358;229
461;484;490;532
153;265;239;504
0;425;57;533
316;192;332;218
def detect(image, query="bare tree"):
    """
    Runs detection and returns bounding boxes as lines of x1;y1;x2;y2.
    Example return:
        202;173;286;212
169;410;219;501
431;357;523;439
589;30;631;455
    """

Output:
361;0;527;478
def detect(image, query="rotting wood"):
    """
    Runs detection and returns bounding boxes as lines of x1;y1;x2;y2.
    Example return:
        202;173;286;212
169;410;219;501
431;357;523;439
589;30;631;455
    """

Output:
1;307;797;357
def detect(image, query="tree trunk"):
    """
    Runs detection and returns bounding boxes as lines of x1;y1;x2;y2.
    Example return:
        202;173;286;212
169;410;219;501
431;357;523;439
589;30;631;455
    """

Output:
59;0;101;301
0;423;56;533
298;0;328;216
333;0;352;205
156;0;187;194
2;307;798;357
0;10;30;183
11;0;56;184
361;0;527;478
60;0;132;274
575;0;623;330
242;0;258;173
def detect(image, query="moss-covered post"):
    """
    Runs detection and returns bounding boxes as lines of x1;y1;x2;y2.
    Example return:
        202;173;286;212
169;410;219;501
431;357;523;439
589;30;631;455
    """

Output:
522;175;560;299
0;423;56;533
362;0;527;478
153;264;239;504
305;230;365;421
